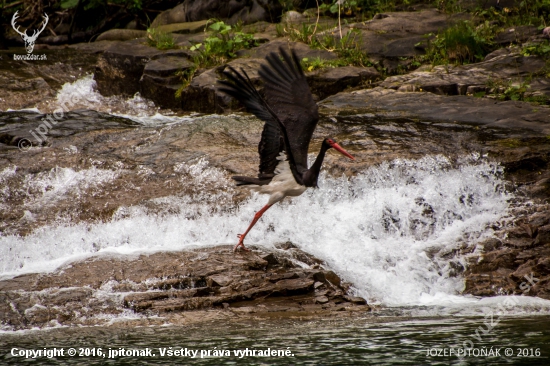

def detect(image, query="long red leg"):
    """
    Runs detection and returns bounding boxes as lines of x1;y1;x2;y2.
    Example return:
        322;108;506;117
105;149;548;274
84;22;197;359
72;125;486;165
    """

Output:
234;204;273;252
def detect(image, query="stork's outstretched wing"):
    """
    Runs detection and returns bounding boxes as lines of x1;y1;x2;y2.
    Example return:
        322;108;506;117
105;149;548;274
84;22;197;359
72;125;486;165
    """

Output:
218;65;301;185
259;47;319;175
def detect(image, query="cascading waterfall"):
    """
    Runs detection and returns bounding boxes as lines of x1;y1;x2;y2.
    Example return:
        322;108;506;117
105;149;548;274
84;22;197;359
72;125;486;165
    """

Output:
0;152;510;307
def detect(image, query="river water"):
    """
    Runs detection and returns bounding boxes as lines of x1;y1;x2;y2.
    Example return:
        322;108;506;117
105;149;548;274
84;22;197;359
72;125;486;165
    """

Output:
1;76;550;364
1;315;549;365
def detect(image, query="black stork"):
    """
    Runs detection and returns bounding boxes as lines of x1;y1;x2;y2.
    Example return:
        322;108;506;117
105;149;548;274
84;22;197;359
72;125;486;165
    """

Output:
218;47;355;252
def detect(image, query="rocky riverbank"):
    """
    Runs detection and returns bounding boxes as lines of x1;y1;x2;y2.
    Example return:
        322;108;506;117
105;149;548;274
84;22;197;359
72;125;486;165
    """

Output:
0;245;368;331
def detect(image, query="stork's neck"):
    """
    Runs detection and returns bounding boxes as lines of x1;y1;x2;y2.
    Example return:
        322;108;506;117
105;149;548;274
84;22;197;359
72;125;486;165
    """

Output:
302;141;330;187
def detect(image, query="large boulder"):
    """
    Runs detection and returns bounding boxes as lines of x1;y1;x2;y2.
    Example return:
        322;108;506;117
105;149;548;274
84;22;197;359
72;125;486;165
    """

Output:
238;38;338;60
319;87;550;133
0;245;367;330
308;66;380;100
379;51;548;97
140;56;195;109
180;57;268;113
94;41;164;97
95;29;147;42
151;0;284;28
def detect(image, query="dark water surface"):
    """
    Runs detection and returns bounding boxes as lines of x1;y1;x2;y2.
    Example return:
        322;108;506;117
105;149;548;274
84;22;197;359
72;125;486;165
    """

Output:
2;315;549;365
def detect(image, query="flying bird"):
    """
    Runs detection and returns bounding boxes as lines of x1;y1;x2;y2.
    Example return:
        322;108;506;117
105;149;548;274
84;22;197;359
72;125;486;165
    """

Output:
218;47;355;252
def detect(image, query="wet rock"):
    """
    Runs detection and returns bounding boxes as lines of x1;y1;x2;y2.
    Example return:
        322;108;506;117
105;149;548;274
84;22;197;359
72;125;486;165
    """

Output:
315;296;329;304
510;260;537;281
208;274;233;287
494;26;539;45
281;10;305;25
156;20;209;34
0;76;54;111
0;245;366;330
324;270;341;287
261;253;279;265
0;47;99;110
151;0;283;28
140;56;195;109
309;66;380;100
465;204;550;300
180;58;266;113
96;29;147;42
276;241;297;250
344;295;368;305
477;238;503;252
238;39;337;61
180;44;365;113
95;41;164;97
274;278;314;294
535;225;550;246
379;52;548;97
320;87;550;134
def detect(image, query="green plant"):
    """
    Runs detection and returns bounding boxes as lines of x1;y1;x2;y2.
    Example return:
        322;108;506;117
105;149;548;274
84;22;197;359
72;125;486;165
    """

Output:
434;0;462;14
190;20;258;68
175;66;198;99
485;78;549;105
61;0;143;11
146;28;175;50
278;22;319;43
502;81;530;101
423;20;496;65
472;0;549;27
301;56;346;71
316;29;373;67
521;40;550;57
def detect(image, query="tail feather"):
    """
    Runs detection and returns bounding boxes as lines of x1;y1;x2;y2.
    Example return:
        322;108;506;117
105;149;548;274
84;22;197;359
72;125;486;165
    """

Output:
232;176;273;186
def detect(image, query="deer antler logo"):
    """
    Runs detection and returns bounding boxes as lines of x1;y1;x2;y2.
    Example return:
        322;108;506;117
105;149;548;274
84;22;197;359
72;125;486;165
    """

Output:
11;11;49;54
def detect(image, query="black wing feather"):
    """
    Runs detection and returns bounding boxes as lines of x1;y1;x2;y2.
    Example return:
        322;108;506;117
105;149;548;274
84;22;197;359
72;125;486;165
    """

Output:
259;47;319;175
218;66;301;184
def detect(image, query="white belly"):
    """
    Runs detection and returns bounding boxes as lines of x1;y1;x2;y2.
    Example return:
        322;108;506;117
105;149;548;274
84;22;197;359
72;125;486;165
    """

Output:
248;153;307;205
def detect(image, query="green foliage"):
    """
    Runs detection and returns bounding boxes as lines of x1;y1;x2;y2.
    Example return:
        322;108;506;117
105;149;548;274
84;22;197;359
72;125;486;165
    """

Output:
319;0;362;16
191;20;258;68
473;0;550;27
521;40;550;57
316;0;426;17
301;56;347;71
61;0;80;9
175;66;198;99
497;138;523;148
434;0;462;14
146;28;175;50
332;30;372;66
277;22;321;44
501;81;530;101
61;0;143;11
484;78;549;105
423;20;496;65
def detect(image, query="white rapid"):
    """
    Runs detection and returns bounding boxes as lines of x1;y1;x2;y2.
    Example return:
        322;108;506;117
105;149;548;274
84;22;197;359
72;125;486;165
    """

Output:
0;153;510;307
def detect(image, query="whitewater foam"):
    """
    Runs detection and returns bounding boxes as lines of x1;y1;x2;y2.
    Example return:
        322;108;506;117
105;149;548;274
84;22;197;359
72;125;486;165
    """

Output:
0;153;519;310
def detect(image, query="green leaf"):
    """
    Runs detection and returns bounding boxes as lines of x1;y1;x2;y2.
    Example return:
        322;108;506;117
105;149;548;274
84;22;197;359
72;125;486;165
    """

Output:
61;0;79;9
209;22;222;31
190;43;202;51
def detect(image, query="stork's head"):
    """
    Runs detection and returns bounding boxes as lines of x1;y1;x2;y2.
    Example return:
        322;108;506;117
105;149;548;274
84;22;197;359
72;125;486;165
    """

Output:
324;138;355;160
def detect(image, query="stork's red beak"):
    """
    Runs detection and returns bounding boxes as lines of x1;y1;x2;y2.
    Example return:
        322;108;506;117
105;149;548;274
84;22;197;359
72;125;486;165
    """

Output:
330;142;355;160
